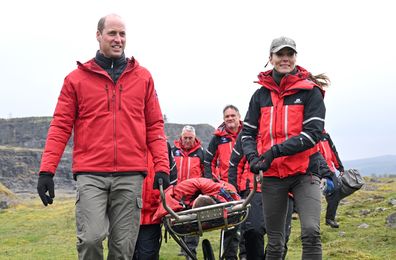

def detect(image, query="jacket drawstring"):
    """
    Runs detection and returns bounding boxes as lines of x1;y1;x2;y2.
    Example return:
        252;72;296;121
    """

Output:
119;85;123;110
105;84;110;111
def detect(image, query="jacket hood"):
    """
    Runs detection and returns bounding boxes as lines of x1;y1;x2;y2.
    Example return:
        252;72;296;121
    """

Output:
77;56;139;75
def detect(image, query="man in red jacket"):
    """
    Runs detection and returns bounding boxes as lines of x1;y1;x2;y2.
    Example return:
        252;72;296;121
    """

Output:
172;125;205;259
204;105;243;260
36;14;170;260
172;125;205;183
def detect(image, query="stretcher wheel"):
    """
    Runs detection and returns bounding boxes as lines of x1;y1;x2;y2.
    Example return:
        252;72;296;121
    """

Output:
202;239;215;260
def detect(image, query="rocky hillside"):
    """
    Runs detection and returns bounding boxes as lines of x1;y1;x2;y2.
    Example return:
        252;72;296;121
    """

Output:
0;117;215;193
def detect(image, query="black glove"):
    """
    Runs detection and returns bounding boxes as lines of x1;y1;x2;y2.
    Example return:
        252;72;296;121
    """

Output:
153;171;170;190
37;172;55;206
248;148;275;174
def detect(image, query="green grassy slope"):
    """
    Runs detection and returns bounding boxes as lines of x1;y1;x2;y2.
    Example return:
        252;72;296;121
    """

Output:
0;177;395;260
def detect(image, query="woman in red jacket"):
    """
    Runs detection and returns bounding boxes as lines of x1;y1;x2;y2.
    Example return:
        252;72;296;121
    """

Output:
241;36;329;259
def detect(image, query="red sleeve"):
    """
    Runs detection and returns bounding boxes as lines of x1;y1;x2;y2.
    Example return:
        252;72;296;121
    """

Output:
40;77;76;174
144;76;169;174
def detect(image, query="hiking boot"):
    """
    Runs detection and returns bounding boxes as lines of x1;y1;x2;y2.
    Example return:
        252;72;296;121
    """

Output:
326;219;339;228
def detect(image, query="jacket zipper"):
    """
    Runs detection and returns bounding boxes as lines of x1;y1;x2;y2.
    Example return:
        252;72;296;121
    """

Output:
112;87;117;171
187;157;191;179
105;84;110;111
180;157;184;181
119;85;123;110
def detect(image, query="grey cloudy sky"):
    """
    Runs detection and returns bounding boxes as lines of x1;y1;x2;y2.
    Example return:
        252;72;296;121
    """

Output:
1;0;395;160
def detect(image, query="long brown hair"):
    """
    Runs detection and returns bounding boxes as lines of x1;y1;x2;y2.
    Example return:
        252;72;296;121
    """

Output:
308;73;331;89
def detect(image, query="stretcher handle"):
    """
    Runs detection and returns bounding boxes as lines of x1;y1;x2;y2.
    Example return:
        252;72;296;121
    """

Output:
159;178;181;220
241;171;262;209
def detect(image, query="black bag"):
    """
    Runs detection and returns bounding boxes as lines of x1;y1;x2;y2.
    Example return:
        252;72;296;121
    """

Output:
339;168;365;199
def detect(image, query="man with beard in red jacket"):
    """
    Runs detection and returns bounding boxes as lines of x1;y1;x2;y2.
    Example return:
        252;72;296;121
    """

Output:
36;14;170;260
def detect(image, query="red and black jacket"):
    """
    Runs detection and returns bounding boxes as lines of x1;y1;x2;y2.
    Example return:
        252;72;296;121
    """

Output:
172;138;205;183
229;132;261;193
204;122;242;182
241;66;325;178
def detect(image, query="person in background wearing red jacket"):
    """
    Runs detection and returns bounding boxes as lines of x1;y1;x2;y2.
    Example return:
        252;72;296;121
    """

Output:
241;36;329;259
204;104;242;260
172;125;205;183
204;105;242;182
319;131;344;228
133;142;177;260
229;132;265;260
172;125;205;259
36;14;170;260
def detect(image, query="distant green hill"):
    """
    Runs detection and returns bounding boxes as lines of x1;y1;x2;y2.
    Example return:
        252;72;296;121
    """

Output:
344;155;396;176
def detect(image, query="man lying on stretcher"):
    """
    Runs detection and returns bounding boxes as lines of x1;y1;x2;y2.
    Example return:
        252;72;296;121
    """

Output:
153;177;241;222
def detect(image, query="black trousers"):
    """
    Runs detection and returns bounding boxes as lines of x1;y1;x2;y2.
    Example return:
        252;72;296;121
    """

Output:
241;192;266;260
283;196;295;260
325;174;341;220
133;224;161;260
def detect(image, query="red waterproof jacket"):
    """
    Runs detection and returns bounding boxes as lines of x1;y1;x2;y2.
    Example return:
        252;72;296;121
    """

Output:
39;57;169;174
172;138;204;183
241;66;325;178
140;152;160;224
153;178;240;222
140;143;177;225
204;122;243;181
319;132;344;173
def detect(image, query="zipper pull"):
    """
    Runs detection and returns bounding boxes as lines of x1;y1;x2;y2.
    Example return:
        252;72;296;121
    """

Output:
119;85;123;110
105;84;110;111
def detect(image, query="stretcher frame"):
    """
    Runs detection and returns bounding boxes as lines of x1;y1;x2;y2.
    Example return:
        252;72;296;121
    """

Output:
159;173;260;260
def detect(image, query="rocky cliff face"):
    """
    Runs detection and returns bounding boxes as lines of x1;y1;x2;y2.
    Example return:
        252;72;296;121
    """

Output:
0;117;215;193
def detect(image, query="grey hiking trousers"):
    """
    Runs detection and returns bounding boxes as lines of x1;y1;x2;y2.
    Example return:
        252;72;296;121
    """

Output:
75;174;144;260
261;174;322;260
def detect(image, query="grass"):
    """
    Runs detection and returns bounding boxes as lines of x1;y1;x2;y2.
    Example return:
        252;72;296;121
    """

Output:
1;177;396;259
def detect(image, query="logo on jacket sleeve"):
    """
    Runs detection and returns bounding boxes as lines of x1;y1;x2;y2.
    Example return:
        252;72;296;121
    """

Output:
294;98;302;104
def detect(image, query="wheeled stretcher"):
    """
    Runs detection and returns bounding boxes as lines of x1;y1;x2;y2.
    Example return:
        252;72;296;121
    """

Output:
159;174;260;260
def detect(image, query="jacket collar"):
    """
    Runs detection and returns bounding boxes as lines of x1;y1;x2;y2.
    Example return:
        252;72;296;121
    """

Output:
94;51;127;70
